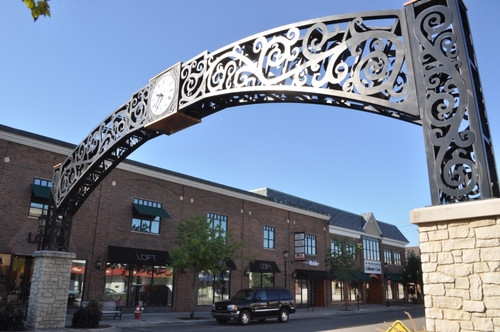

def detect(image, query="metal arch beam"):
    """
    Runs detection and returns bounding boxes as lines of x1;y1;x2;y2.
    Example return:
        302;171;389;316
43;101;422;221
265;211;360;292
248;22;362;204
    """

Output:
44;0;498;251
179;9;421;125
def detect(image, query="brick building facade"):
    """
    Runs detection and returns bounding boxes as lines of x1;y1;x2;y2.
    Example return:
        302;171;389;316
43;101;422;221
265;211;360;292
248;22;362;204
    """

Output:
0;124;408;312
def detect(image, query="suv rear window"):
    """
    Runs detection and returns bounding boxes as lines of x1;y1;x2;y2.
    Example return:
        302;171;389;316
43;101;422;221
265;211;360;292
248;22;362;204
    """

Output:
276;288;293;300
265;289;279;301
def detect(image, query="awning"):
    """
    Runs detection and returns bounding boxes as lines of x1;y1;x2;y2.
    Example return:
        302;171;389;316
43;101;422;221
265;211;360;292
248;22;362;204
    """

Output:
351;272;373;282
133;203;171;218
108;245;169;265
296;269;331;280
250;260;281;273
224;259;237;270
387;273;405;283
32;184;51;199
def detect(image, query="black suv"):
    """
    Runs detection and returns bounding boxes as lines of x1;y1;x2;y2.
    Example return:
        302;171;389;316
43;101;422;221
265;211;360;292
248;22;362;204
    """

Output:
211;287;296;325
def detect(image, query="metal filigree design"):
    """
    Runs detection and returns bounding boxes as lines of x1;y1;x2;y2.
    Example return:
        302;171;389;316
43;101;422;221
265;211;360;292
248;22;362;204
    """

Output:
408;0;499;204
52;87;160;214
179;11;420;124
43;0;498;251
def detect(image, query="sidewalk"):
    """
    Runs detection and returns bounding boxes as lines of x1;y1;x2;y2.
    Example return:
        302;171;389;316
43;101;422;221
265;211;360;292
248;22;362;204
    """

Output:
60;303;420;330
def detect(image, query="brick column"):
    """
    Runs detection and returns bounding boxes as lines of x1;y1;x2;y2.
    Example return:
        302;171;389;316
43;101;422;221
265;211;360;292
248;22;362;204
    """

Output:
410;199;500;332
26;250;76;329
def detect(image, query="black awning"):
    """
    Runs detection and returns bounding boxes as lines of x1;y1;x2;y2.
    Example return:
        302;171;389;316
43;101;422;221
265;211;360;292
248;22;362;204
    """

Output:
296;269;331;280
250;260;281;273
133;203;171;218
387;273;405;283
32;184;51;199
224;259;237;270
351;272;373;282
108;245;169;265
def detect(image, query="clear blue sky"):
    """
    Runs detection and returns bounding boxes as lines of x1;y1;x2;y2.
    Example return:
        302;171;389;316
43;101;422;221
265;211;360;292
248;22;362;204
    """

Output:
2;1;499;247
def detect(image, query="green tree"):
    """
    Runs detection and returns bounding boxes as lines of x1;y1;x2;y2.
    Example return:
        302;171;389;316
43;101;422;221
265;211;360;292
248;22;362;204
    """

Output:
22;0;51;22
169;214;250;318
402;254;423;300
325;237;362;311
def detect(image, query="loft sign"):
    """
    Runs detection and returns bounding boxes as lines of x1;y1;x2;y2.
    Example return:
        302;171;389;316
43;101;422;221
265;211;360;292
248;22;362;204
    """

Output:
137;253;157;261
259;262;272;270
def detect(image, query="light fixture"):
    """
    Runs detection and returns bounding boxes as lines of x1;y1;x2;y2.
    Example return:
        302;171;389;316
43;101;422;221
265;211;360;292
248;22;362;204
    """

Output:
95;255;103;270
283;250;289;259
291;271;297;279
244;268;250;277
182;268;188;275
37;214;47;250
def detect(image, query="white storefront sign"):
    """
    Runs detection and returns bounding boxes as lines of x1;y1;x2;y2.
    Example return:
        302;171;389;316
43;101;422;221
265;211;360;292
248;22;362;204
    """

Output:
364;260;382;274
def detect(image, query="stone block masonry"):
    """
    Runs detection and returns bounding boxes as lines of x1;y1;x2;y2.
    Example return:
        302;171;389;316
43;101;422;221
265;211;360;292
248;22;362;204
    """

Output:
411;199;500;332
26;250;76;329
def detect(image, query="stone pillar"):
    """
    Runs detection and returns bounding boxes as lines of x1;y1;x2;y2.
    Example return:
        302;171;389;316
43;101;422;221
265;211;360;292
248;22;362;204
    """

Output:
410;198;500;332
26;250;76;329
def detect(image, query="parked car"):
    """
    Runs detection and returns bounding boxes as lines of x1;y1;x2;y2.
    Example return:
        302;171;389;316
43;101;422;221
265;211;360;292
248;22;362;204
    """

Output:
211;287;295;325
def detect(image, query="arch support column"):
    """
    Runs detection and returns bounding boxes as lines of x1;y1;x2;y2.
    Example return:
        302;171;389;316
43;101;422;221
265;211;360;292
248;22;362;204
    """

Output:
26;250;76;329
411;199;500;331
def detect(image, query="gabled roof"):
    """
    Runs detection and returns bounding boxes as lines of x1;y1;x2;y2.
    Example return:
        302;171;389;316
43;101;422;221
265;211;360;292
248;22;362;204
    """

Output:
252;187;409;244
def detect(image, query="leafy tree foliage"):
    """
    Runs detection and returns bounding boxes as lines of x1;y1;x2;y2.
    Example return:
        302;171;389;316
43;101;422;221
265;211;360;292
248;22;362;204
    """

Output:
325;237;362;310
402;254;423;299
169;214;250;318
23;0;51;22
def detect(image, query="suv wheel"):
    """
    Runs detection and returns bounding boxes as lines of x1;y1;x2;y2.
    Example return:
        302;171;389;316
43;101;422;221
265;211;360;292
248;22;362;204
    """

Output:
278;308;289;323
238;310;251;325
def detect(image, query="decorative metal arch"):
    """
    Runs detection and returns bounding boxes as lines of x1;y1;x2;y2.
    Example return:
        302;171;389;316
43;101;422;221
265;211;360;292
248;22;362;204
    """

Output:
41;0;498;250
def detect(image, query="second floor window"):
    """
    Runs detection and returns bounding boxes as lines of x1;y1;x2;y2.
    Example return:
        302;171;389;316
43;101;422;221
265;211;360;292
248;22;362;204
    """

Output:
384;249;393;265
132;198;170;234
29;178;52;218
263;226;275;249
305;234;317;255
363;236;380;261
394;251;402;265
208;213;227;239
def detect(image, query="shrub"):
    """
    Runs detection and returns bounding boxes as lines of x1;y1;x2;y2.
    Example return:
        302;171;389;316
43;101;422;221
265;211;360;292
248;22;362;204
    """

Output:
71;299;102;328
0;296;25;331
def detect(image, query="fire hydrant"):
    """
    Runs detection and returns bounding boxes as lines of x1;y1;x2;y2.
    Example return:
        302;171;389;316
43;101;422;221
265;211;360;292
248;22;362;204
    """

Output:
134;305;144;320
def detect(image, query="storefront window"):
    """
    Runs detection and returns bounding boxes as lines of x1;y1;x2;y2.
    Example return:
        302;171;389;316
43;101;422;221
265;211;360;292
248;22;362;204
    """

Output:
105;263;172;307
69;260;86;307
295;278;308;307
197;270;230;305
249;272;274;288
331;281;343;301
331;281;359;302
0;254;11;300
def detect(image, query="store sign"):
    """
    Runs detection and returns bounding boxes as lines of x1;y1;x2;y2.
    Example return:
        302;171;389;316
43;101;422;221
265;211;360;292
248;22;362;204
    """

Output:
364;260;382;274
108;246;169;265
303;260;320;266
294;232;305;260
136;254;157;262
294;253;305;261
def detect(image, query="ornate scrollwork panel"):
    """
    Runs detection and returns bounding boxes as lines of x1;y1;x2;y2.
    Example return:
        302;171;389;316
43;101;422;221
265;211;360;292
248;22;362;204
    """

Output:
52;87;159;214
179;11;420;124
407;0;499;204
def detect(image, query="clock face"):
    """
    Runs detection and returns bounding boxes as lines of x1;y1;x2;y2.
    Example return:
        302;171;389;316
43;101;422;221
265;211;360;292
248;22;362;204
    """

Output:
150;73;177;116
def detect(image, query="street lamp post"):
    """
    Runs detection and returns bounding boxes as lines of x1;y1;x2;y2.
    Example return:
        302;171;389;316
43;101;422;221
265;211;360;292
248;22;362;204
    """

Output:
384;263;390;307
283;250;289;289
37;214;47;251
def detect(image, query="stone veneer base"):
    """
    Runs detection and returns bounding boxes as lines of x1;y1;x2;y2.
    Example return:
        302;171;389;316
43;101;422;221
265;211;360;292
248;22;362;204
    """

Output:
410;198;500;332
26;250;76;329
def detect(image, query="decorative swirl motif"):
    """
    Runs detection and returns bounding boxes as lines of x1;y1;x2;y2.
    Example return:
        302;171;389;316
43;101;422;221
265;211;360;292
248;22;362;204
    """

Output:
179;12;416;122
52;87;153;210
414;5;479;202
